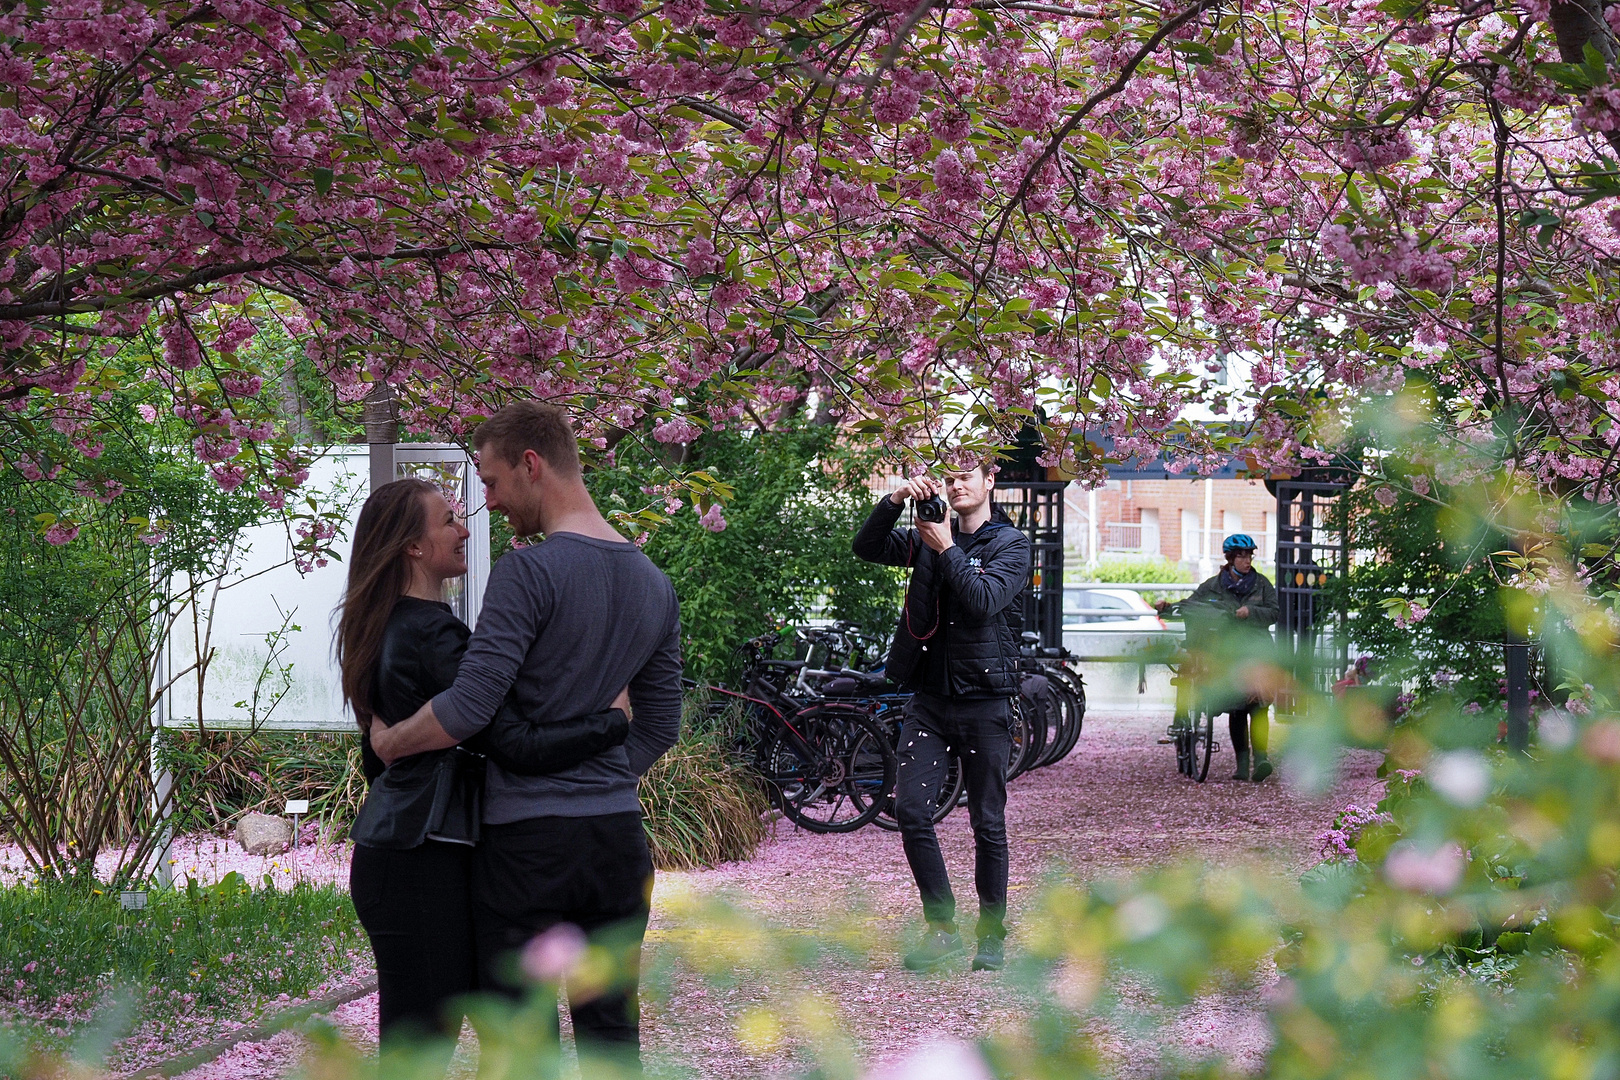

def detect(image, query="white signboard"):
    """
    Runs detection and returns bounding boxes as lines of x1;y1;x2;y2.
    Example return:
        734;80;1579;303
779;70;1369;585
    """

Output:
159;445;488;733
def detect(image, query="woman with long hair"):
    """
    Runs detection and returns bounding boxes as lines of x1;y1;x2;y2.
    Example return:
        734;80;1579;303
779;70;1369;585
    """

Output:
336;478;631;1063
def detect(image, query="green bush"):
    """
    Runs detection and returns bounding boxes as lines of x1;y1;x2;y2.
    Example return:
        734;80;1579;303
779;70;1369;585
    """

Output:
0;874;363;1054
639;695;769;871
1324;478;1518;705
158;731;366;834
0;378;276;882
1073;556;1195;584
588;421;904;681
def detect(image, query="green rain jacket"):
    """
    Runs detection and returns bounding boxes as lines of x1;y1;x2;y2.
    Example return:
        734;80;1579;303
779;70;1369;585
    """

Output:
1178;567;1280;653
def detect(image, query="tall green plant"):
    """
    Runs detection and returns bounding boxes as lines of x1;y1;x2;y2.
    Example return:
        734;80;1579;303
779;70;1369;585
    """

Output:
0;386;274;883
1325;479;1517;705
587;423;903;681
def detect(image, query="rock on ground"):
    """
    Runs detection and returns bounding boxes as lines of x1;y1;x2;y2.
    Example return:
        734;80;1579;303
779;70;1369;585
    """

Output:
234;813;293;856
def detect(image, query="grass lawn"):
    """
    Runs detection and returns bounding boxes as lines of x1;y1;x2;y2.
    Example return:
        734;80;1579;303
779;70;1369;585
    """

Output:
0;871;366;1063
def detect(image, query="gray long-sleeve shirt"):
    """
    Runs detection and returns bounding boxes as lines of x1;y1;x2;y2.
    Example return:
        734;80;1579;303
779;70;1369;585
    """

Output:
431;532;682;823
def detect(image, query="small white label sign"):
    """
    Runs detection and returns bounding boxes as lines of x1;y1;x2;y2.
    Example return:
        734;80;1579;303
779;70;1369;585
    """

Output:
284;800;310;815
119;891;147;910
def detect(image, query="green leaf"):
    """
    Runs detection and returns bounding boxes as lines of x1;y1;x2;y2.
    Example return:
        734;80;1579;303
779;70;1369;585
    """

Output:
313;168;333;196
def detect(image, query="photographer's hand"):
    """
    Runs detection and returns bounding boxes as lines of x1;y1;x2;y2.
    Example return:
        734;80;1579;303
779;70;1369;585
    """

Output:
889;475;940;505
918;517;953;552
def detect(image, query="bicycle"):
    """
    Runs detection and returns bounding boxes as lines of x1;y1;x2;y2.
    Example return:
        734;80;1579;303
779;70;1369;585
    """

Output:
1167;659;1217;783
1155;595;1243;784
1013;633;1087;772
707;631;899;833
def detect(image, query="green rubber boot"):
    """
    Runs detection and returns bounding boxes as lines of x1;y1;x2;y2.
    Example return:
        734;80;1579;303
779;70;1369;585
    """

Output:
1233;750;1251;781
1251;752;1274;782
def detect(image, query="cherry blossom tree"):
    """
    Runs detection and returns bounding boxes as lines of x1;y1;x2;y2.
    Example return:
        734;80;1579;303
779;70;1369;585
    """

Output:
6;0;1620;550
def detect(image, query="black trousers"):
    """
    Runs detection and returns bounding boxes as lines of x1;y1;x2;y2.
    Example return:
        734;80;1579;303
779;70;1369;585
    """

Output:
350;840;477;1055
473;812;653;1068
893;692;1011;940
1228;706;1270;754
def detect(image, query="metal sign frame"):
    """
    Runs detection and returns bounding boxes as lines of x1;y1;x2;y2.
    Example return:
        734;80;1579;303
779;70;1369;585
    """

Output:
393;443;490;630
996;480;1068;648
156;444;488;734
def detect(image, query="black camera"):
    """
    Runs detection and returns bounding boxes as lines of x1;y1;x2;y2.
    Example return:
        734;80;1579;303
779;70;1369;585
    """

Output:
915;494;947;523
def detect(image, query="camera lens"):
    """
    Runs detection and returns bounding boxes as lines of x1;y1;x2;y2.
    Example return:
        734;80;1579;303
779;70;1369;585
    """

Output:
915;495;947;523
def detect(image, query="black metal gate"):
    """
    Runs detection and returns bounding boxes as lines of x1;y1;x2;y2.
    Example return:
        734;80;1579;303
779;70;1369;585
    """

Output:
1272;475;1352;692
995;480;1067;648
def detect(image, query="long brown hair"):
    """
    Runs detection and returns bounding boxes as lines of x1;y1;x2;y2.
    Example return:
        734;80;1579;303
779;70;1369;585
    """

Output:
335;477;437;730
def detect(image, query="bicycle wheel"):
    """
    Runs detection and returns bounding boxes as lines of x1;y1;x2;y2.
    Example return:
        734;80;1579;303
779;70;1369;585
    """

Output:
1189;707;1215;783
1006;697;1034;780
1039;670;1084;766
1170;713;1191;776
762;706;896;833
1018;680;1052;772
873;751;964;830
1039;664;1086;765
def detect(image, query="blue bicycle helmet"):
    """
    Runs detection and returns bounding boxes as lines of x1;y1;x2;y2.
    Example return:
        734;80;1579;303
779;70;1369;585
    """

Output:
1222;533;1258;555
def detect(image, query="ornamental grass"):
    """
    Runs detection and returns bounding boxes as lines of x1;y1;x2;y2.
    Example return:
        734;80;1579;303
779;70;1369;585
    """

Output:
639;695;770;872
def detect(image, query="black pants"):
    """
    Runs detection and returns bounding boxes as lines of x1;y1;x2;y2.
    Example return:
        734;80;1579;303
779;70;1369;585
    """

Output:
894;692;1011;940
1228;706;1269;754
473;812;653;1069
350;840;477;1057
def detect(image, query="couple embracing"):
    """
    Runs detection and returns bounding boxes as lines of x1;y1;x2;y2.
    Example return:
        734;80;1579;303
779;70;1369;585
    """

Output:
334;402;681;1075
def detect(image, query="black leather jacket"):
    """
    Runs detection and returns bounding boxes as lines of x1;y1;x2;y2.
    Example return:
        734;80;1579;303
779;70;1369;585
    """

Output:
853;497;1031;697
350;597;629;849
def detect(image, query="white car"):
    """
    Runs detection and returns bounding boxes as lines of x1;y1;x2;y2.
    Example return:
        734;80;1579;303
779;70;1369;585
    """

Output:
1062;587;1174;659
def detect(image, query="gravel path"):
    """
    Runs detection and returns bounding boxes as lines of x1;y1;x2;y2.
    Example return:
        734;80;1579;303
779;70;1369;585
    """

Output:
84;709;1379;1079
639;710;1382;1078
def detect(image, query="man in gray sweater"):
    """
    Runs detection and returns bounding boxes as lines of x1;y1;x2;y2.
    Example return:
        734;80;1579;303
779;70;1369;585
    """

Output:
373;402;681;1071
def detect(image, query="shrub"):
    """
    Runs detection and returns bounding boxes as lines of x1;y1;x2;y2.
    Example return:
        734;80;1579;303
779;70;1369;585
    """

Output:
1073;556;1195;584
159;731;366;834
587;420;904;682
639;695;769;871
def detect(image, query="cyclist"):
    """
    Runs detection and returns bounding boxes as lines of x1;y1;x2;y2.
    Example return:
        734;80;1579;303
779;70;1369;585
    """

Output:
1156;534;1279;781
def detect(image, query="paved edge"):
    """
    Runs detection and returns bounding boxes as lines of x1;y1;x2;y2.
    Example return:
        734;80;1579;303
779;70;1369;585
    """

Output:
123;978;379;1079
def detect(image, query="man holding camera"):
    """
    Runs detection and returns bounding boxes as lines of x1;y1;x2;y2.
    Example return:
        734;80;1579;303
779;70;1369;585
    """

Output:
853;464;1032;972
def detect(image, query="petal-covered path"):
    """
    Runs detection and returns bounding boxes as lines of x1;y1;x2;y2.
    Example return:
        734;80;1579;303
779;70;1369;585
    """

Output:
130;711;1380;1079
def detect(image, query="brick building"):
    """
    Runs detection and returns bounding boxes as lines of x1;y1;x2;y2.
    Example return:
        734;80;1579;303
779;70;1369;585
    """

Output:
1065;477;1280;577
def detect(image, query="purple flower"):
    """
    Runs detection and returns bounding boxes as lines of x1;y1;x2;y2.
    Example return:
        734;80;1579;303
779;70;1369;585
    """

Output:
862;1038;993;1080
521;923;587;983
699;503;727;532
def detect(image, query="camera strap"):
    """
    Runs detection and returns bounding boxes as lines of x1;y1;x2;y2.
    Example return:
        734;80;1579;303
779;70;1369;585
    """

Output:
902;533;941;642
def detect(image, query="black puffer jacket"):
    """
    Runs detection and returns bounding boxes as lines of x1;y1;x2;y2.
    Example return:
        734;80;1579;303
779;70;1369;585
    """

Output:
853;496;1032;697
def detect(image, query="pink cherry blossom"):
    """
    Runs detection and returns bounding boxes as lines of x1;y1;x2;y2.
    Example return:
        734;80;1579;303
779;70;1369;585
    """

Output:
1383;841;1466;895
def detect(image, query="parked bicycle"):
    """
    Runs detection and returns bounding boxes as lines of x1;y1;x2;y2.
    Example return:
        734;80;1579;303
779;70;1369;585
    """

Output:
695;629;898;833
695;621;1086;832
